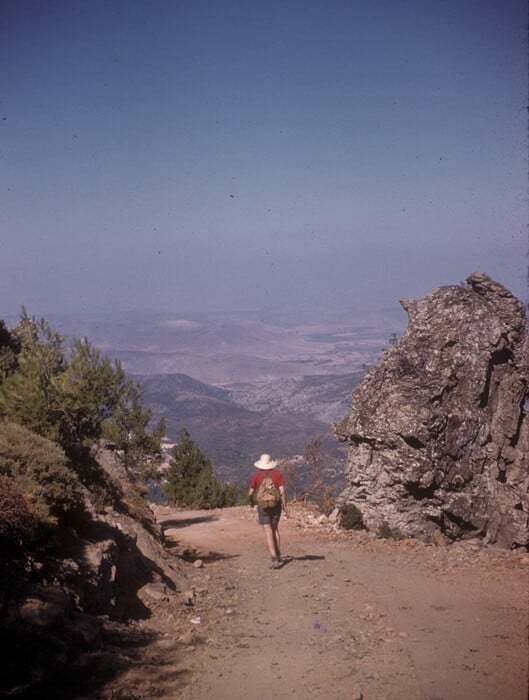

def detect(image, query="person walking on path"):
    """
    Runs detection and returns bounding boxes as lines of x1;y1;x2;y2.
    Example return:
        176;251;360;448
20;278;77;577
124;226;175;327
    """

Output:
248;453;289;568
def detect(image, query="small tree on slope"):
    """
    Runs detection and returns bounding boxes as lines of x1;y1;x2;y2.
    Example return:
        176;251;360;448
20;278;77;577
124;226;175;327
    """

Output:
164;428;236;509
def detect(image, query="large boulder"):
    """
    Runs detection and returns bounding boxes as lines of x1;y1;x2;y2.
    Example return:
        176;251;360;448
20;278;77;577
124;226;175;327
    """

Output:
335;273;529;548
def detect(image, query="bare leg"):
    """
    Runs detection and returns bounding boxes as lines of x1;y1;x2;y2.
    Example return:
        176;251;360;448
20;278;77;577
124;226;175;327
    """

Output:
262;524;277;558
271;523;281;559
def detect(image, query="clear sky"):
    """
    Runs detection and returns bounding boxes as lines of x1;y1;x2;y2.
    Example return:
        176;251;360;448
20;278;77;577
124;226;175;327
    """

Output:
1;1;527;316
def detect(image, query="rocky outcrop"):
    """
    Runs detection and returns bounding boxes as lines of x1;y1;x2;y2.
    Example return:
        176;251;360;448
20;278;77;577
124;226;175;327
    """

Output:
335;274;529;548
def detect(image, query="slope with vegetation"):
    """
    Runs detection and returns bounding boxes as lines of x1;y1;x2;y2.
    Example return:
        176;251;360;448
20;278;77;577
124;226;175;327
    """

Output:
138;372;349;491
164;428;237;508
0;311;235;696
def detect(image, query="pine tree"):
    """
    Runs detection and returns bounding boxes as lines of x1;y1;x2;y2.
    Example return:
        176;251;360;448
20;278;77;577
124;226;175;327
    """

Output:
164;429;236;508
0;312;164;478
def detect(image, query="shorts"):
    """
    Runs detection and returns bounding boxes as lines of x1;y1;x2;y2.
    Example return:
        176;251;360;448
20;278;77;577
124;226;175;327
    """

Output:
257;504;281;526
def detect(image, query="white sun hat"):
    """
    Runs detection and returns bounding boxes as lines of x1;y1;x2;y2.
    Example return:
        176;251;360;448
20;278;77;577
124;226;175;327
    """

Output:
254;453;278;470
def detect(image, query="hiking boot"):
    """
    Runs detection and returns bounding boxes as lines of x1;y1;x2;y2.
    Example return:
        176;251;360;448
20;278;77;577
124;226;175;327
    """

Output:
269;557;279;569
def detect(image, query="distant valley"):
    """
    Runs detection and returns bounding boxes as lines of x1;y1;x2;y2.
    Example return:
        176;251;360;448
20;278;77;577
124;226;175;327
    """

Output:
48;306;407;489
49;305;405;383
138;372;363;487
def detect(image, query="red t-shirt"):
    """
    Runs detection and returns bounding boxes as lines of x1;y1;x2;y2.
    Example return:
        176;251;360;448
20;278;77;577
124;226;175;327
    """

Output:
250;469;285;490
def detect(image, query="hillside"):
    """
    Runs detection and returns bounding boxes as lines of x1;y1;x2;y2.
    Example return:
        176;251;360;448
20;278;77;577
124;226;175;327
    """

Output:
227;370;365;423
138;373;348;489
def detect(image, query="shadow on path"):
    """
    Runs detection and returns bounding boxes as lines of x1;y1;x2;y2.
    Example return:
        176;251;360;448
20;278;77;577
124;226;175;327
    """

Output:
276;554;326;568
161;515;219;529
200;551;240;563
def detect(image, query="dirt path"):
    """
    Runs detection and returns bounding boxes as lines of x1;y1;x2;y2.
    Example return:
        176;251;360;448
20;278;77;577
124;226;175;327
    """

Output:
154;505;528;700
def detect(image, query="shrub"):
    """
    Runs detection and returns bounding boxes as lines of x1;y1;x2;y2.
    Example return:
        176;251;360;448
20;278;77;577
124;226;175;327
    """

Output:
0;421;83;523
321;491;336;517
340;503;365;530
0;475;37;548
283;437;338;513
377;520;405;540
0;475;37;587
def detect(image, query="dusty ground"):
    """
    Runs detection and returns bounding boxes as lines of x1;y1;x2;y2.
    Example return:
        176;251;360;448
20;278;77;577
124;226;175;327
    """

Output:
154;505;529;700
81;504;528;700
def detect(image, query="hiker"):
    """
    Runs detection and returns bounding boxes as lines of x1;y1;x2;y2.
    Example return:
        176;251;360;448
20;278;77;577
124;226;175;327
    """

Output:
248;453;289;569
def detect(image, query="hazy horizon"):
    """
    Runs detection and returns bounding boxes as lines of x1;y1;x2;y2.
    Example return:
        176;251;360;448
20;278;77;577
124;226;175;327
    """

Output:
2;1;527;318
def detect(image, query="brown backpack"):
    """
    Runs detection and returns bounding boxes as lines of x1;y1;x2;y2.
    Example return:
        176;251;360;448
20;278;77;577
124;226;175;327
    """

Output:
256;475;280;509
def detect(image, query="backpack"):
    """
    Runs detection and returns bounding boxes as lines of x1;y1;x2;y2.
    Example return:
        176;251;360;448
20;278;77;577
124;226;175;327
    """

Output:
256;475;280;509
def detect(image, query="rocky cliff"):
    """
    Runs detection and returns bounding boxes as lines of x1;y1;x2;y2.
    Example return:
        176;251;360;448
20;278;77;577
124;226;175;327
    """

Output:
335;273;529;548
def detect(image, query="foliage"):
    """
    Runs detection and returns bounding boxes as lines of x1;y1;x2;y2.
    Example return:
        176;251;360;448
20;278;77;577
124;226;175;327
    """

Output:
0;474;37;550
320;491;336;517
339;503;365;530
0;474;38;592
377;520;405;540
0;311;163;479
0;314;65;443
0;320;21;376
238;492;252;506
164;429;236;509
283;437;336;513
101;377;166;478
0;421;83;523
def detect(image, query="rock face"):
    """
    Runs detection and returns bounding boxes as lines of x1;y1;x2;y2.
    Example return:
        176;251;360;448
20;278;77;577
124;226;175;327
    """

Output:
335;274;529;548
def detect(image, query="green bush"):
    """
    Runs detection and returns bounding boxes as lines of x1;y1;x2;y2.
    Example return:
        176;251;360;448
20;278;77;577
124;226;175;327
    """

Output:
340;503;365;530
0;421;83;523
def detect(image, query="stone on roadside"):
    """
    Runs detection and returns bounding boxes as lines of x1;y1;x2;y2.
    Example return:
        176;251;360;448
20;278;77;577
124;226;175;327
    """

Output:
183;590;195;606
155;638;179;651
138;582;168;602
193;559;204;569
432;530;448;547
329;507;340;523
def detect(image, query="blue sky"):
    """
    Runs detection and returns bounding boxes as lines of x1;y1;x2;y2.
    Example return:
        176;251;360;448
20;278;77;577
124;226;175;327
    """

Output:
1;1;527;315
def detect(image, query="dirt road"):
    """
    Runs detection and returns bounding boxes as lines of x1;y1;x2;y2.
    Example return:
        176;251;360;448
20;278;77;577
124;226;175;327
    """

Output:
153;505;529;700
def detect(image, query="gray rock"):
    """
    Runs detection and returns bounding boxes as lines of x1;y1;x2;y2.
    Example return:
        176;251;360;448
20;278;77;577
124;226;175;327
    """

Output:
183;590;196;606
335;274;529;549
18;586;71;629
328;507;340;523
138;582;168;602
